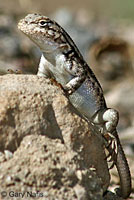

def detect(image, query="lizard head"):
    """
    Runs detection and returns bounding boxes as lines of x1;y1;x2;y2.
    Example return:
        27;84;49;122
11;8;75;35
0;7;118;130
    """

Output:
18;13;70;53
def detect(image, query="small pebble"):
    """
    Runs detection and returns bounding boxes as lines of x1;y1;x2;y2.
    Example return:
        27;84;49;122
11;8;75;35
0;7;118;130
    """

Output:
4;150;13;160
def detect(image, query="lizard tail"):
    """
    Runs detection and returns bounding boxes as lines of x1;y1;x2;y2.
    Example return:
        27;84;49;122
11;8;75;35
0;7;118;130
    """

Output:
114;130;131;199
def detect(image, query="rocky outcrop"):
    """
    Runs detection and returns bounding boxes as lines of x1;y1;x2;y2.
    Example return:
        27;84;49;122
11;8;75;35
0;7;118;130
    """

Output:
0;75;110;199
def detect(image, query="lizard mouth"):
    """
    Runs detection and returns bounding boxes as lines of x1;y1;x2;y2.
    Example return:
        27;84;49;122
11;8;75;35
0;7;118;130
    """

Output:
18;18;37;35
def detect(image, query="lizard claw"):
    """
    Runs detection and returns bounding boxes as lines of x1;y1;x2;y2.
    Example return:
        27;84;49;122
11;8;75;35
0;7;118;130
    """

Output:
105;149;116;169
63;85;75;95
104;132;118;154
49;80;74;96
103;132;118;169
108;161;115;170
49;78;70;96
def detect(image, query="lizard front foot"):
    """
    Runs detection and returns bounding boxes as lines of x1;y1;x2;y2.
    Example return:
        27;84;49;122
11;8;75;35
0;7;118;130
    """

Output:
50;78;63;89
63;85;75;95
49;78;73;96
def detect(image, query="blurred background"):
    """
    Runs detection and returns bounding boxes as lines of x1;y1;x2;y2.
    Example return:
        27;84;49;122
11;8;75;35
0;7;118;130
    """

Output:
0;0;134;198
1;0;134;20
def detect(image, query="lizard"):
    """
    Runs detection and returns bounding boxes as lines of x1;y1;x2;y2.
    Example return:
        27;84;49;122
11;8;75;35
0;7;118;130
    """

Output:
18;13;131;198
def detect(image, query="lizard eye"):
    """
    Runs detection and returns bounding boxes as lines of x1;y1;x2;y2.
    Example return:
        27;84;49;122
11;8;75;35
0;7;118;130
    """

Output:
39;20;47;27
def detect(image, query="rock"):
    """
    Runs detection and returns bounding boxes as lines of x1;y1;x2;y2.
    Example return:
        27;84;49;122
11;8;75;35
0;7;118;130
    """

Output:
0;74;110;199
0;135;104;200
88;37;133;92
4;150;13;160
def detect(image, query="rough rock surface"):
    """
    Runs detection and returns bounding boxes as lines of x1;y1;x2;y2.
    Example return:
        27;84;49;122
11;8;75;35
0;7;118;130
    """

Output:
0;75;111;200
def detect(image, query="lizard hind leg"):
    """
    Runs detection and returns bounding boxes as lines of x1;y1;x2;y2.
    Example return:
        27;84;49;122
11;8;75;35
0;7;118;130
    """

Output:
91;108;119;133
91;108;119;169
102;108;119;133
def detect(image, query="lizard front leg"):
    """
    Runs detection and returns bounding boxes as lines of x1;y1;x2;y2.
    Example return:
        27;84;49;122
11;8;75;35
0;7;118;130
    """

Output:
63;60;87;95
37;54;87;94
64;74;86;95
